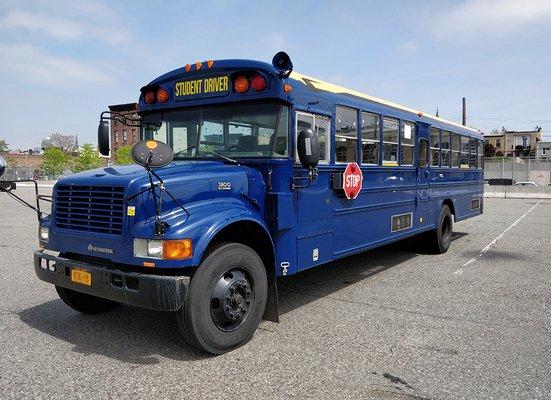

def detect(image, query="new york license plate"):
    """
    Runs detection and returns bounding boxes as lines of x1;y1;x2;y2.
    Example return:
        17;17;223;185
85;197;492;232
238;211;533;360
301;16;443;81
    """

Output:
71;268;92;286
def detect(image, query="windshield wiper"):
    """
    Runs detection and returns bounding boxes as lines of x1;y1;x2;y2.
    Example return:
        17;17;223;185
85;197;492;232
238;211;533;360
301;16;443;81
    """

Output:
201;149;238;164
173;144;198;157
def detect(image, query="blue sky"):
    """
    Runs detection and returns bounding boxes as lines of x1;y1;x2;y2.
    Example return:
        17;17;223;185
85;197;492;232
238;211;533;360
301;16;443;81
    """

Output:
1;0;551;149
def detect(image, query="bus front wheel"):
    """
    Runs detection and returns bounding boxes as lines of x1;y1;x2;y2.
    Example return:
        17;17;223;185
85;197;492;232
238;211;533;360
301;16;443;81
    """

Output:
177;243;268;354
427;205;453;254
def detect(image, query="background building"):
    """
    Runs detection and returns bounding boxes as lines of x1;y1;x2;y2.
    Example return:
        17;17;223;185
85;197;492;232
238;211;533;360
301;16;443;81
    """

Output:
108;103;140;158
484;127;543;157
536;141;551;160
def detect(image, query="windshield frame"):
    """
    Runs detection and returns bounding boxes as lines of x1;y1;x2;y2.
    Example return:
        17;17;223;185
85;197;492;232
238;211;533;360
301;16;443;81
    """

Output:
140;101;290;161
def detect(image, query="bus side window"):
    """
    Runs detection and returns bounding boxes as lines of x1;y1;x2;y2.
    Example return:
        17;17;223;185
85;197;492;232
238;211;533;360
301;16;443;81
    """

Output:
401;121;415;165
382;117;399;165
430;127;440;167
296;112;329;164
418;139;429;168
335;106;358;163
361;112;380;165
441;131;451;167
469;138;477;168
478;140;484;169
460;135;470;167
451;132;460;167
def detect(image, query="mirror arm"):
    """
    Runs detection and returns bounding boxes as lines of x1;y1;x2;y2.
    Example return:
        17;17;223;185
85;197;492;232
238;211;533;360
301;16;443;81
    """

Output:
99;111;142;127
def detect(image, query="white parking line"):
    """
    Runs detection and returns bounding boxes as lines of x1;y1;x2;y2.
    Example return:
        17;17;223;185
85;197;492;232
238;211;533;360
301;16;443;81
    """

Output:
454;201;541;274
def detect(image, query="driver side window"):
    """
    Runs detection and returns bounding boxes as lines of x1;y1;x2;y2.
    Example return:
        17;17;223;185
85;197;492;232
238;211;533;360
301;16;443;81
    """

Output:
295;112;329;164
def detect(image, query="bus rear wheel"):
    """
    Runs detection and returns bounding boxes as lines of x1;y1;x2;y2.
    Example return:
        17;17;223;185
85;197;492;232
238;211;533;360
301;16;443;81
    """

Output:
426;204;453;254
177;243;268;354
55;286;121;314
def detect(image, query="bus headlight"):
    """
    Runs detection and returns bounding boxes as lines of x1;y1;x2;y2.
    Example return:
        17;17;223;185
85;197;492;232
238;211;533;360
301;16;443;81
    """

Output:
147;240;163;257
134;238;193;260
39;227;49;242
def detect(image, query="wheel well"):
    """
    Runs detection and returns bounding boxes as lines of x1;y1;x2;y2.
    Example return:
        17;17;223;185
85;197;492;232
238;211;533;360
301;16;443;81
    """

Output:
442;199;456;221
204;221;275;277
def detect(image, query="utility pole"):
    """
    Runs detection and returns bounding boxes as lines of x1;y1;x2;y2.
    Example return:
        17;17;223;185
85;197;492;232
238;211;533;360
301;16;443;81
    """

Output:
462;97;467;126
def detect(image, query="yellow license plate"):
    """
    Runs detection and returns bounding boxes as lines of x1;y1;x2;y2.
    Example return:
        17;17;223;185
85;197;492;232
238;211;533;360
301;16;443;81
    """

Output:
71;268;92;286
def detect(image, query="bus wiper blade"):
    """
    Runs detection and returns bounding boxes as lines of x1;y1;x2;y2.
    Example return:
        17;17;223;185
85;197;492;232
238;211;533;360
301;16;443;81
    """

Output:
173;144;197;157
202;149;238;164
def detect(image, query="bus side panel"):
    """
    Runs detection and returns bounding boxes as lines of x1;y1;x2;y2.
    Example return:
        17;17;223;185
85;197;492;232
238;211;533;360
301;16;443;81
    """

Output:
331;168;425;258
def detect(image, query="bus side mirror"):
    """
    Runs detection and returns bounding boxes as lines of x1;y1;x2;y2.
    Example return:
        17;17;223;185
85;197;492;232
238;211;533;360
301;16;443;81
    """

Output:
0;156;6;178
297;129;319;178
98;120;110;156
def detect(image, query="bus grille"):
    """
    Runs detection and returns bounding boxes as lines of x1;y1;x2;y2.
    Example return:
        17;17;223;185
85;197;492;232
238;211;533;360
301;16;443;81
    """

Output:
55;185;125;235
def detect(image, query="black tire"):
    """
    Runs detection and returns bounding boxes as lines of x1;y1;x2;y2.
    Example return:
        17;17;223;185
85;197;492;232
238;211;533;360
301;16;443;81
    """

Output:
426;204;453;254
177;243;268;354
55;286;121;314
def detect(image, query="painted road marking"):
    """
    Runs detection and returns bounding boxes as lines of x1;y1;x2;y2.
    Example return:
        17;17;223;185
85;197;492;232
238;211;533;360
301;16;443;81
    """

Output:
455;201;541;274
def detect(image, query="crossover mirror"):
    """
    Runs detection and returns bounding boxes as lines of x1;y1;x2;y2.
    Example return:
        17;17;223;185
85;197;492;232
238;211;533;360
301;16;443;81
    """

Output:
0;155;6;178
131;140;173;168
297;128;319;175
97;120;110;156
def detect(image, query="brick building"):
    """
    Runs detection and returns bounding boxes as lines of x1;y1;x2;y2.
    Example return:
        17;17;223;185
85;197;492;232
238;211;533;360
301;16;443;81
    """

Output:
108;103;140;158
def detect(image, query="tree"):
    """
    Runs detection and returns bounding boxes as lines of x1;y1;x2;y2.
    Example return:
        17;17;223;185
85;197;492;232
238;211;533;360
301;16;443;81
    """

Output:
114;145;134;165
485;142;496;157
0;139;8;153
42;133;77;153
41;147;69;178
73;143;101;172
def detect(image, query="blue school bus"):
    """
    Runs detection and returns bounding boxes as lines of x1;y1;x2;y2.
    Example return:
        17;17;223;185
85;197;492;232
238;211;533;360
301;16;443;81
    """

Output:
9;53;484;354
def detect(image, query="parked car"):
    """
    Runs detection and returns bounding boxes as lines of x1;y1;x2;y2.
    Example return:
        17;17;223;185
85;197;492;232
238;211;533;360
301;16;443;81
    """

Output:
513;182;538;187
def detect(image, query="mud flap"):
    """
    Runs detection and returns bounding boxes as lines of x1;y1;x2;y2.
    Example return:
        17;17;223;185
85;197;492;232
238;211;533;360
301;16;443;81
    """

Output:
262;277;279;323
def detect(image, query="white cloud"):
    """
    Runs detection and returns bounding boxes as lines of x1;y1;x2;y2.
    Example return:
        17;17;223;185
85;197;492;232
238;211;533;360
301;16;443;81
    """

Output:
0;43;112;85
431;0;551;40
0;8;132;45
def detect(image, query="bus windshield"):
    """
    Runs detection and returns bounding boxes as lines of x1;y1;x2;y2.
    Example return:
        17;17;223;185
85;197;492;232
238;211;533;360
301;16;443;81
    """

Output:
141;102;289;160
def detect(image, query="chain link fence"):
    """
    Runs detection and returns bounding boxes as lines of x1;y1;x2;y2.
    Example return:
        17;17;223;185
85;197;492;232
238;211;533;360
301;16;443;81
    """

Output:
484;157;551;186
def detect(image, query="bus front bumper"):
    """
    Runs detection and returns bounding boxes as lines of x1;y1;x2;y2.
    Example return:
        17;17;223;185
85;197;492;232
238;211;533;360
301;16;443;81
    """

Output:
34;251;190;312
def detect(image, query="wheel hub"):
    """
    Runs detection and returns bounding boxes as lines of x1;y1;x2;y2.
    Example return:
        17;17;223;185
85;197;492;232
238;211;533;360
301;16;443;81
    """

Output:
210;269;254;331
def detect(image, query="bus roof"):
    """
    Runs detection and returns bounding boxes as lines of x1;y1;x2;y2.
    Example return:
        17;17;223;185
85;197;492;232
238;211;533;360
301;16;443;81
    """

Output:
289;71;481;136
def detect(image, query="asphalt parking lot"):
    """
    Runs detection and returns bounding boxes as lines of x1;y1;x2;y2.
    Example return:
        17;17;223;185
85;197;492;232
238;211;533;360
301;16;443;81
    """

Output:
1;187;550;400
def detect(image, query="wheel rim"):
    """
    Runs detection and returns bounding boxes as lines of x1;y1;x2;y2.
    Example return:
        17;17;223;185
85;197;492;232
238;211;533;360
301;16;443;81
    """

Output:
442;216;452;245
210;268;254;332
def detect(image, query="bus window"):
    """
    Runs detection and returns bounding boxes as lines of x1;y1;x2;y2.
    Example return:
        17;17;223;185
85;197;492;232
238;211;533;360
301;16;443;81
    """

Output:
383;117;399;165
418;139;429;168
478;140;484;169
469;138;477;168
335;106;358;163
460;136;470;167
451;132;460;167
401;121;415;165
430;128;440;167
315;115;330;164
441;131;451;167
361;112;380;165
296;112;329;164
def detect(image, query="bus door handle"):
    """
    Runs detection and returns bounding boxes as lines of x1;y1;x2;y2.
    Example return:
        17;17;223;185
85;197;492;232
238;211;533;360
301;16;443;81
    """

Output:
424;170;430;179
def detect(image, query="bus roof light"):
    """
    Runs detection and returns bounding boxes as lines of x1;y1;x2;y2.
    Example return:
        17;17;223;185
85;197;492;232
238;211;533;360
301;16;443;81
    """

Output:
144;91;156;104
207;60;214;69
251;75;267;91
185;64;191;72
234;75;249;93
195;61;203;70
157;88;169;103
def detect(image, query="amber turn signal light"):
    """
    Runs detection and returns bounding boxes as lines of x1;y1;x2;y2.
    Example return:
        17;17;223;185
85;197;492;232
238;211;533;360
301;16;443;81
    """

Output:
163;239;193;260
234;75;249;93
156;88;169;103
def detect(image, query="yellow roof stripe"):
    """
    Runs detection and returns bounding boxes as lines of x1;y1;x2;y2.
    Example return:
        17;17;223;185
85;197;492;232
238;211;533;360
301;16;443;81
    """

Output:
290;71;480;134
